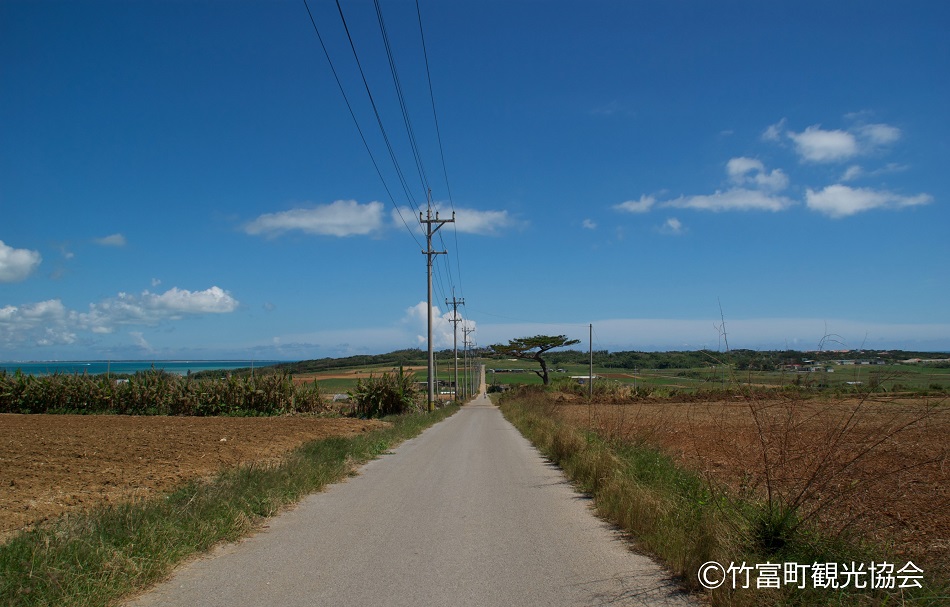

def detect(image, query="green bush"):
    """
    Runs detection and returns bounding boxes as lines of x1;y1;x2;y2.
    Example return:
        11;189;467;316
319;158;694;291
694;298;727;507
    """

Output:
348;367;419;418
0;369;326;416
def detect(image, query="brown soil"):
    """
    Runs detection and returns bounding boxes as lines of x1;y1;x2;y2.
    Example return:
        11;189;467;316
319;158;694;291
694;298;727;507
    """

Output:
0;414;386;541
555;395;950;577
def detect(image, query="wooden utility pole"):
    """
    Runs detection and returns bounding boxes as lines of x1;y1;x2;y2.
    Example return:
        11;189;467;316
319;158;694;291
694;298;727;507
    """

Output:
421;203;454;411
588;324;593;426
462;325;475;401
446;291;464;403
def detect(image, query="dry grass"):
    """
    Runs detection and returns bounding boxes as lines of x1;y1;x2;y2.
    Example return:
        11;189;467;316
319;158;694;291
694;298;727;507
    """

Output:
557;393;950;578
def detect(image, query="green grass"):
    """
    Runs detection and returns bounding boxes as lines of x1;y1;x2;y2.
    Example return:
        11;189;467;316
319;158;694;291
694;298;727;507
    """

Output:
0;405;458;607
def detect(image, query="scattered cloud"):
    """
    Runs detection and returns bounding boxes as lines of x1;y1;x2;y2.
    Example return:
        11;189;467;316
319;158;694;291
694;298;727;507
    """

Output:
658;217;684;235
582;219;597;230
0;286;240;348
767;119;903;163
94;233;127;247
665;188;794;212
78;286;239;333
245;200;385;237
762;118;787;142
396;204;519;236
451;207;517;235
614;195;656;214
0;240;42;283
805;185;933;218
403;301;475;349
726;157;789;191
0;299;76;347
841;165;864;182
787;125;859;162
857;123;901;146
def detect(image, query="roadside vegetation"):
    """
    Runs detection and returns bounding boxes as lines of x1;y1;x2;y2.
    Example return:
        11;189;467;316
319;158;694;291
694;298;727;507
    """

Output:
0;369;327;416
0;404;459;607
497;382;948;607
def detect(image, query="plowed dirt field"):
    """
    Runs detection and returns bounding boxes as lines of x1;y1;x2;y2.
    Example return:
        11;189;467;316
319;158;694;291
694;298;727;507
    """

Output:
0;414;386;541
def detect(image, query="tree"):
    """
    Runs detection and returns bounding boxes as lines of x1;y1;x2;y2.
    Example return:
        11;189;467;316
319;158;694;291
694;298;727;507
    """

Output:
490;335;581;385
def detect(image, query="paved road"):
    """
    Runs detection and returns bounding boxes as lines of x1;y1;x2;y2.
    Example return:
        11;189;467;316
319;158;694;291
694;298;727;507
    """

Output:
128;394;695;607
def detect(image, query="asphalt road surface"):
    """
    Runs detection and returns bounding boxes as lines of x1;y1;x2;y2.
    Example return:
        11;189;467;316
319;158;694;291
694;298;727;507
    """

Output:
127;394;696;607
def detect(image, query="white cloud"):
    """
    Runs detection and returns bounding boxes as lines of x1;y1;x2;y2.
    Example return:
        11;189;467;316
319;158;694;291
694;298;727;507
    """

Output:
0;299;76;347
787;125;859;162
0;287;240;352
613;195;656;214
726;157;765;179
245;200;385;237
805;184;933;218
403;301;475;349
857;123;901;146
770;120;903;163
94;233;127;247
664;188;794;212
0;240;42;282
841;165;864;182
79;286;239;332
762;118;787;142
582;219;597;230
659;217;684;235
452;207;516;235
726;157;789;192
396;205;518;236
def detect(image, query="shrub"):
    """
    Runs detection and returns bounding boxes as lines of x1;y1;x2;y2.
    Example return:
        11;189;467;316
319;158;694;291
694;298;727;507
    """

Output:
348;366;419;418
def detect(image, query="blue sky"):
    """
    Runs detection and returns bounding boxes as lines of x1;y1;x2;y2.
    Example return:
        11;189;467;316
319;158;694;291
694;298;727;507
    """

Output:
2;0;948;361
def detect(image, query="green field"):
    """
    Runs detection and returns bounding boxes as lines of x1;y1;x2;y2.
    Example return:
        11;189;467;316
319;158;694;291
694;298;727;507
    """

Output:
297;359;950;396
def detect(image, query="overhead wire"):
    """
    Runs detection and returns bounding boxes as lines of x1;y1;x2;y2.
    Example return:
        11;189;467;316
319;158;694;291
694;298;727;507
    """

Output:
414;0;464;299
332;0;422;215
373;0;431;199
370;0;454;311
305;0;465;323
301;0;422;249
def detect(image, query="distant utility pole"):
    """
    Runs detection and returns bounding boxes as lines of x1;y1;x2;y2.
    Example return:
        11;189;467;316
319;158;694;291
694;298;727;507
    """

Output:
462;325;475;401
421;202;454;411
446;291;464;403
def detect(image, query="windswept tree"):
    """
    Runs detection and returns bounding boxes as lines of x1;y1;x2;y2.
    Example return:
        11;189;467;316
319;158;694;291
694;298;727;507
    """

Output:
490;335;581;385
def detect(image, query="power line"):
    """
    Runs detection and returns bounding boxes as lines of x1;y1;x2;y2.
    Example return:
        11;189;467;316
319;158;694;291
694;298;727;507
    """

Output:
414;0;464;298
332;0;422;214
373;0;431;197
301;0;422;248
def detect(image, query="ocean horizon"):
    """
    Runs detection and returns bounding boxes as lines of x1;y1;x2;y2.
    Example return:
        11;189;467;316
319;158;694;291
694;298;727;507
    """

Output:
0;360;286;376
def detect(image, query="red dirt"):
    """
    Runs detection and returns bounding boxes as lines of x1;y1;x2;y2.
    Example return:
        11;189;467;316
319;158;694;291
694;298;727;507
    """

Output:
0;414;386;541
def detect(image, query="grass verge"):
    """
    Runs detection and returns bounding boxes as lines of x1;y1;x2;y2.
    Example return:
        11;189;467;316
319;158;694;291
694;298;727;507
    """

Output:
0;405;458;607
498;392;946;607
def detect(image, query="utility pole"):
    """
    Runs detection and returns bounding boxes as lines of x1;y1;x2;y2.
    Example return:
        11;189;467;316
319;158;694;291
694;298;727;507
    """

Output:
462;325;475;401
588;324;593;426
445;291;464;403
421;202;454;412
462;325;475;396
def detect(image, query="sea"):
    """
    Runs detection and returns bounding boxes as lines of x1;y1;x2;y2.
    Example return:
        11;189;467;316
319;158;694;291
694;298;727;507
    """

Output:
0;360;284;377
